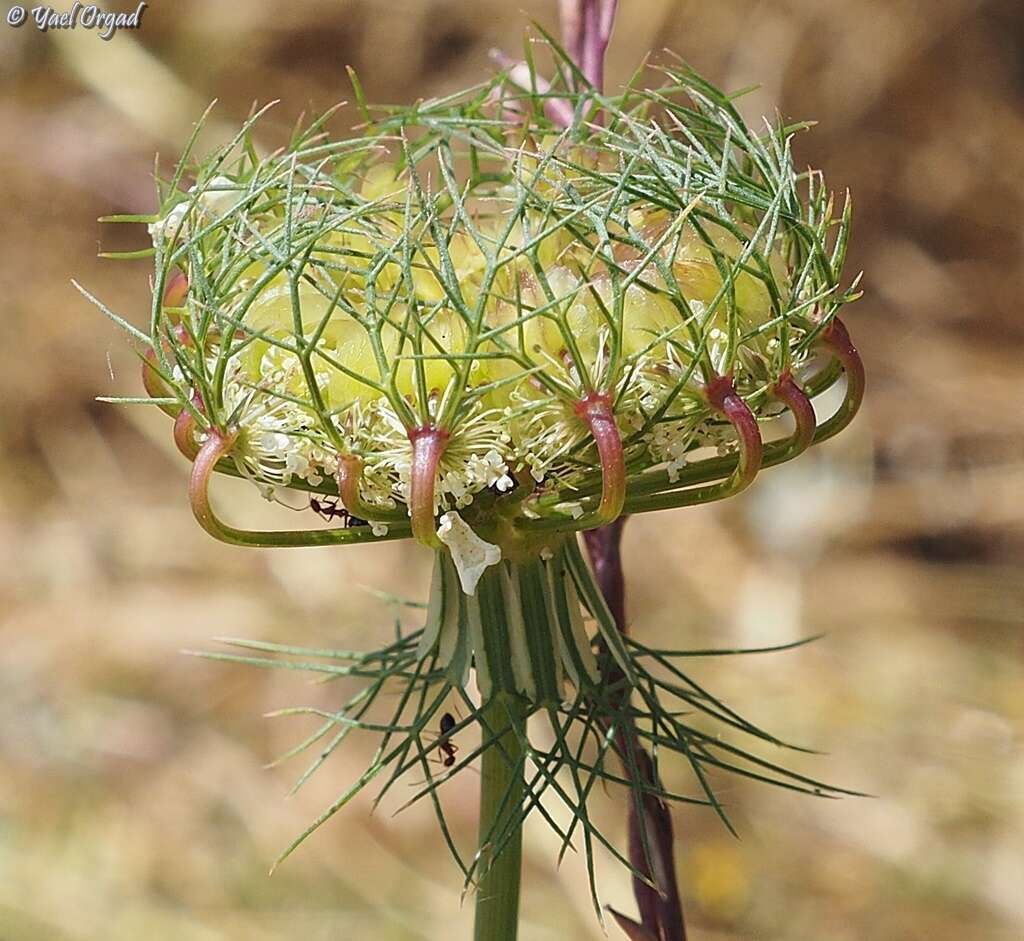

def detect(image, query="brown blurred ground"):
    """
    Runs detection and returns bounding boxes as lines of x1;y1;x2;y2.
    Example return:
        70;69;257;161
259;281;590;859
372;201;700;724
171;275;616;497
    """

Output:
1;1;1023;939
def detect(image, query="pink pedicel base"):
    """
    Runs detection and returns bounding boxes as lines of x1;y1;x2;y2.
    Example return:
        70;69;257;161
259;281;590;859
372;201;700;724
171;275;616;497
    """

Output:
772;371;817;457
704;374;764;494
408;425;451;548
574;391;626;524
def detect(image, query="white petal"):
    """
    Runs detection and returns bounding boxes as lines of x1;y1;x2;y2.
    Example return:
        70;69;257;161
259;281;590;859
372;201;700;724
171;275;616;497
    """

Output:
436;512;501;596
495;474;515;493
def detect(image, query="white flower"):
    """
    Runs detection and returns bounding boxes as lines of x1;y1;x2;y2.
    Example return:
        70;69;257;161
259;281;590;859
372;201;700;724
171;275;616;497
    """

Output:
436;511;501;595
494;474;515;493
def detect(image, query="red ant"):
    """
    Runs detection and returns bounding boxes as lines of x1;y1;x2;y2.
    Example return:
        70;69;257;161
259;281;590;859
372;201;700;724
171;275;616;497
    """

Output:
309;497;366;528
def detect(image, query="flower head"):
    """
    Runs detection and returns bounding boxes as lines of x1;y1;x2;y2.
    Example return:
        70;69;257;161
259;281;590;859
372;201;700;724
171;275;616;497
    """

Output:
130;62;860;570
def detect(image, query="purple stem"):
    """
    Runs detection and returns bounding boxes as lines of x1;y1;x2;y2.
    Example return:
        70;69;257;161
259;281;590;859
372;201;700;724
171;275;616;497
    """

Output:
583;518;627;627
585;521;688;941
560;0;618;92
559;0;584;67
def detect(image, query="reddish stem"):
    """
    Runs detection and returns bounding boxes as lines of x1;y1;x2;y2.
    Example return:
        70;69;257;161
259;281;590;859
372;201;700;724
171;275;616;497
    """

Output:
559;0;584;66
337;454;405;523
583;0;618;93
772;371;816;458
561;0;618;92
564;6;684;939
582;517;627;628
575;392;626;525
584;519;689;941
189;428;237;540
187;430;407;547
704;374;763;494
171;390;205;460
408;425;450;548
173;409;199;460
819;317;865;418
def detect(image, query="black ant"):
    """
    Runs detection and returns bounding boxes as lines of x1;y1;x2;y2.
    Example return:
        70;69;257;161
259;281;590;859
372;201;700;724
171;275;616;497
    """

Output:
408;710;471;786
309;496;366;528
437;711;458;768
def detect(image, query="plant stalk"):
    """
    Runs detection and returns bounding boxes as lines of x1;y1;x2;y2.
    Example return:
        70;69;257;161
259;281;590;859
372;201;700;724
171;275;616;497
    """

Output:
474;695;527;941
585;523;688;941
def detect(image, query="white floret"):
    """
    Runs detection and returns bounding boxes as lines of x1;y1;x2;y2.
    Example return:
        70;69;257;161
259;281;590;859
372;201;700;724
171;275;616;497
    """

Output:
436;512;501;595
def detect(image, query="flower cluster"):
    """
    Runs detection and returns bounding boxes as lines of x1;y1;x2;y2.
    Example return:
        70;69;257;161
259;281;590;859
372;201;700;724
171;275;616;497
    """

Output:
130;59;862;571
96;51;868;905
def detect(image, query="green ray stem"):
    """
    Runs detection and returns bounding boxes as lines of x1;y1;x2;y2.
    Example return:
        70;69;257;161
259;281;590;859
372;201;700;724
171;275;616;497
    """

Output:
474;695;528;941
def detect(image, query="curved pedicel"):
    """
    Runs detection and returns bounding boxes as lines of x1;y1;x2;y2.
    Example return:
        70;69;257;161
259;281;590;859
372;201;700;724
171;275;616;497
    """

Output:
619;336;862;516
573;392;626;528
336;454;407;524
618;375;765;515
538;318;866;518
171;399;340;498
162;319;860;538
528;375;767;529
173;404;201;460
407;425;450;548
771;371;817;461
188;430;409;548
703;374;764;495
531;356;845;510
813;316;865;443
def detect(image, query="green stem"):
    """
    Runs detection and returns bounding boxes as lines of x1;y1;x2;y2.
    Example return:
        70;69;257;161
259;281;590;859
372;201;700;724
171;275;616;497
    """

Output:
474;695;527;941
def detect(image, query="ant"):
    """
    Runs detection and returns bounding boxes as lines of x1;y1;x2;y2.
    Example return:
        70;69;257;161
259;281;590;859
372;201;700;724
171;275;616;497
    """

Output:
437;711;458;768
408;710;472;786
309;496;367;528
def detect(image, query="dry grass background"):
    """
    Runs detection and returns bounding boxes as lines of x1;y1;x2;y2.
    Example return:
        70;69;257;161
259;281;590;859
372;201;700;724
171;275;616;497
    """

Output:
1;1;1023;938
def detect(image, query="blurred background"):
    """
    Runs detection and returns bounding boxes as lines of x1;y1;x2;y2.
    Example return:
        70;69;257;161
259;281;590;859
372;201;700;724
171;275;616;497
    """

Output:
2;1;1023;938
